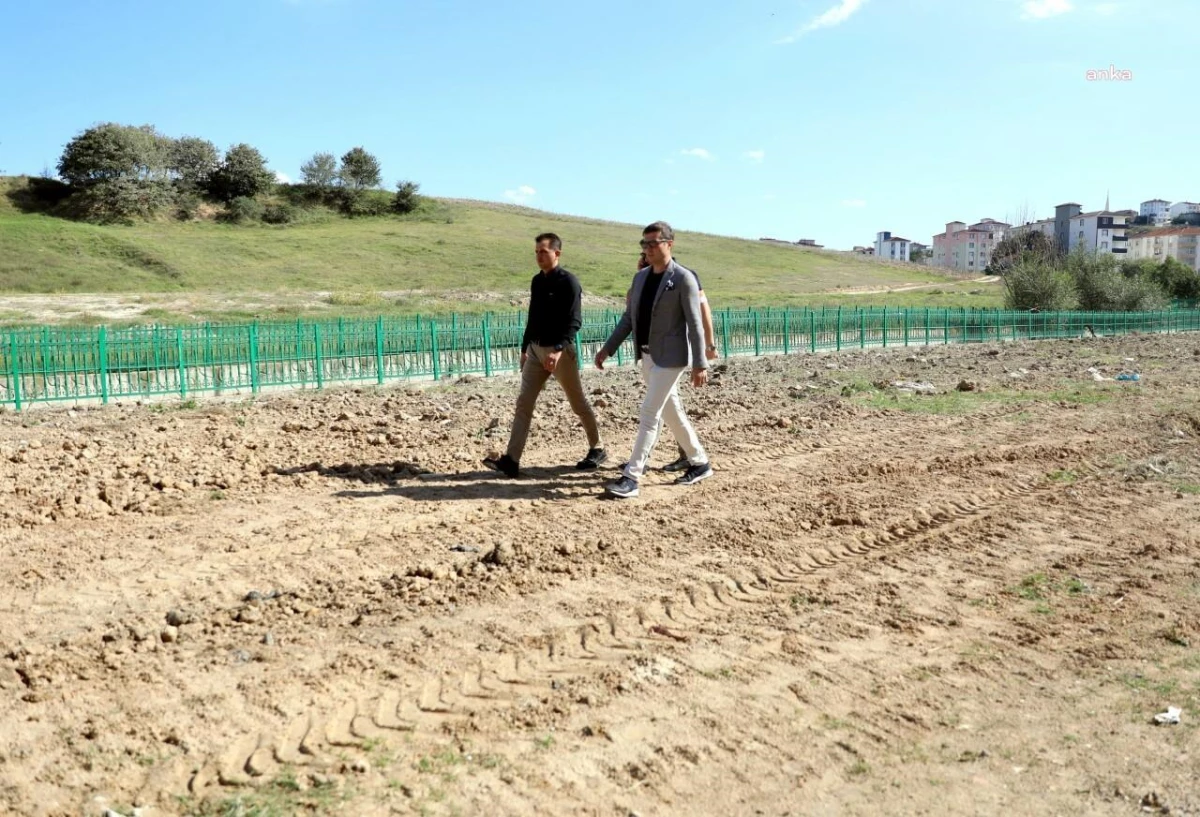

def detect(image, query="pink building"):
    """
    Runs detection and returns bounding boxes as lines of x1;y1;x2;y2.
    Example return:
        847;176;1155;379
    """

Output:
931;218;1009;272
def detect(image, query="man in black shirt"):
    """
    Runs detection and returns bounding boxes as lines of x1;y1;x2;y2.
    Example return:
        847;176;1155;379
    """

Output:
483;233;606;477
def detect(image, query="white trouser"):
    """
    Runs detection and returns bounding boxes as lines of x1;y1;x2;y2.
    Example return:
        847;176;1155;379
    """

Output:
623;354;708;480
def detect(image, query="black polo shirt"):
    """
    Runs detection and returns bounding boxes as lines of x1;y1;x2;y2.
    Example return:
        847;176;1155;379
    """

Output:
521;267;583;352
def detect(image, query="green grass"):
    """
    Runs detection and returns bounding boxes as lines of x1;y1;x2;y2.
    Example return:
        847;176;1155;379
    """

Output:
852;380;1117;415
1;175;980;322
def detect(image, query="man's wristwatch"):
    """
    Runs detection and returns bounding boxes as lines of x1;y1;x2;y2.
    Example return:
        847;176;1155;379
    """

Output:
706;344;717;352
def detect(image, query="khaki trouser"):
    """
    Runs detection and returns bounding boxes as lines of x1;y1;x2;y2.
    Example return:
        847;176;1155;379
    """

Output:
506;343;601;462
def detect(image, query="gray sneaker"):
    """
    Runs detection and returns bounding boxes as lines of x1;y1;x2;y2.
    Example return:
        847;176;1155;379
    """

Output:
662;453;691;473
604;475;639;498
674;463;713;486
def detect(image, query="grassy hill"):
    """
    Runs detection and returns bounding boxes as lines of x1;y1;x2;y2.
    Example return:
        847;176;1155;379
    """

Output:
0;176;998;324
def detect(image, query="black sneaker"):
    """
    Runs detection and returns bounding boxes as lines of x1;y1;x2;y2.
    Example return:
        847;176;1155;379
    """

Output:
482;454;519;478
576;447;608;470
674;463;713;486
662;453;691;473
604;476;639;498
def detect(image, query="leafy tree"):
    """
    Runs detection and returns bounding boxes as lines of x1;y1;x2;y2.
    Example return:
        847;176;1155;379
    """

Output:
207;143;274;202
1148;256;1200;301
1171;213;1200;227
170;136;219;189
393;180;421;214
1001;259;1077;311
57;123;171;185
300;152;338;189
338;147;382;190
987;229;1057;275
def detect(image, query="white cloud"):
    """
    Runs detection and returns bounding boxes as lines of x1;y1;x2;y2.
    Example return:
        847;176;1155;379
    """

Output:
503;185;536;204
744;149;765;163
274;171;291;183
777;0;867;44
1094;2;1118;14
680;147;715;161
841;198;867;208
1020;0;1073;20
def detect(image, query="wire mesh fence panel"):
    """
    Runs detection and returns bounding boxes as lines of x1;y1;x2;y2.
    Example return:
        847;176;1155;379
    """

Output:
3;305;1200;410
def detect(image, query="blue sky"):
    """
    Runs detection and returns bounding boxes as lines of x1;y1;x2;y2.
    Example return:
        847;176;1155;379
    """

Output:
1;0;1195;250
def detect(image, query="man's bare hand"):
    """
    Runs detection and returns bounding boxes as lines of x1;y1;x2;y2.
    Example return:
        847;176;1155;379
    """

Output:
520;351;528;369
544;350;562;372
594;349;609;370
705;345;718;361
691;368;708;387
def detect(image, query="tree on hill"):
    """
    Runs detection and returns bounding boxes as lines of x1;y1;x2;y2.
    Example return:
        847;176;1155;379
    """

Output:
393;180;421;214
300;152;338;189
207;144;274;202
57;123;172;185
338;147;382;190
169;136;219;189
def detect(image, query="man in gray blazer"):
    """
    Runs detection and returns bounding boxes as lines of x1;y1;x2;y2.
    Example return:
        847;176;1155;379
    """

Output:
594;221;712;498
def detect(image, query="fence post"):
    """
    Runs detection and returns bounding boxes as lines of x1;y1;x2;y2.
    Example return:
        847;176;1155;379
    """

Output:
836;307;842;351
98;326;109;405
177;327;187;399
882;307;888;348
809;311;816;353
924;307;930;346
375;316;385;385
482;314;492;377
721;309;730;358
753;311;761;356
9;332;21;412
314;323;324;388
783;308;790;355
430;321;440;380
859;311;865;349
903;309;909;346
249;323;260;393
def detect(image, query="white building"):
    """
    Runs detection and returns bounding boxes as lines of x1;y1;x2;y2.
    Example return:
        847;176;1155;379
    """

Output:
1010;217;1056;240
1065;209;1132;255
1168;201;1200;221
874;231;912;262
1140;199;1171;225
1127;227;1200;272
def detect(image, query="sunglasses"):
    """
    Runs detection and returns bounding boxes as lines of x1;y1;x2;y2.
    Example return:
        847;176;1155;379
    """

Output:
639;238;670;248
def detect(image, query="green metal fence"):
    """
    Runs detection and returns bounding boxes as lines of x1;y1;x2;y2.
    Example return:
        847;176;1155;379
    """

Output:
3;306;1199;410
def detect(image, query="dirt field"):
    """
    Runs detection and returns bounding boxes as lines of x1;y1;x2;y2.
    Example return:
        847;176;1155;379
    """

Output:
2;334;1198;816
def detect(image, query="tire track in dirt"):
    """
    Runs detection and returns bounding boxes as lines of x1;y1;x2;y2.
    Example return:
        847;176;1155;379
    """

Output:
158;405;1134;806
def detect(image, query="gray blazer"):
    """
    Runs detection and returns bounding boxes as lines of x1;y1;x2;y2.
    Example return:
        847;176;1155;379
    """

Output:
601;259;708;369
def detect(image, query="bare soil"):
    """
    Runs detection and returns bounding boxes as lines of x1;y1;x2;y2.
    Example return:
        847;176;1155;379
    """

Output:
2;334;1199;817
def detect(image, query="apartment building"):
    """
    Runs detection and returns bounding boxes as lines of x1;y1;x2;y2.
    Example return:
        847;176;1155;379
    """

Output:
1140;199;1171;225
1127;227;1200;272
874;231;912;261
931;218;1008;272
1169;201;1200;220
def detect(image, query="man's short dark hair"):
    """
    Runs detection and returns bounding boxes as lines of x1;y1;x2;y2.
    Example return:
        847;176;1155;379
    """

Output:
642;221;674;241
535;232;562;251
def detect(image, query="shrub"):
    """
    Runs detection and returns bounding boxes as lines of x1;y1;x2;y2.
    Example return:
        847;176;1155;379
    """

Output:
1148;257;1200;301
338;188;392;217
393;180;421;214
61;178;176;224
220;196;264;224
261;203;297;225
175;191;203;221
1002;259;1077;311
